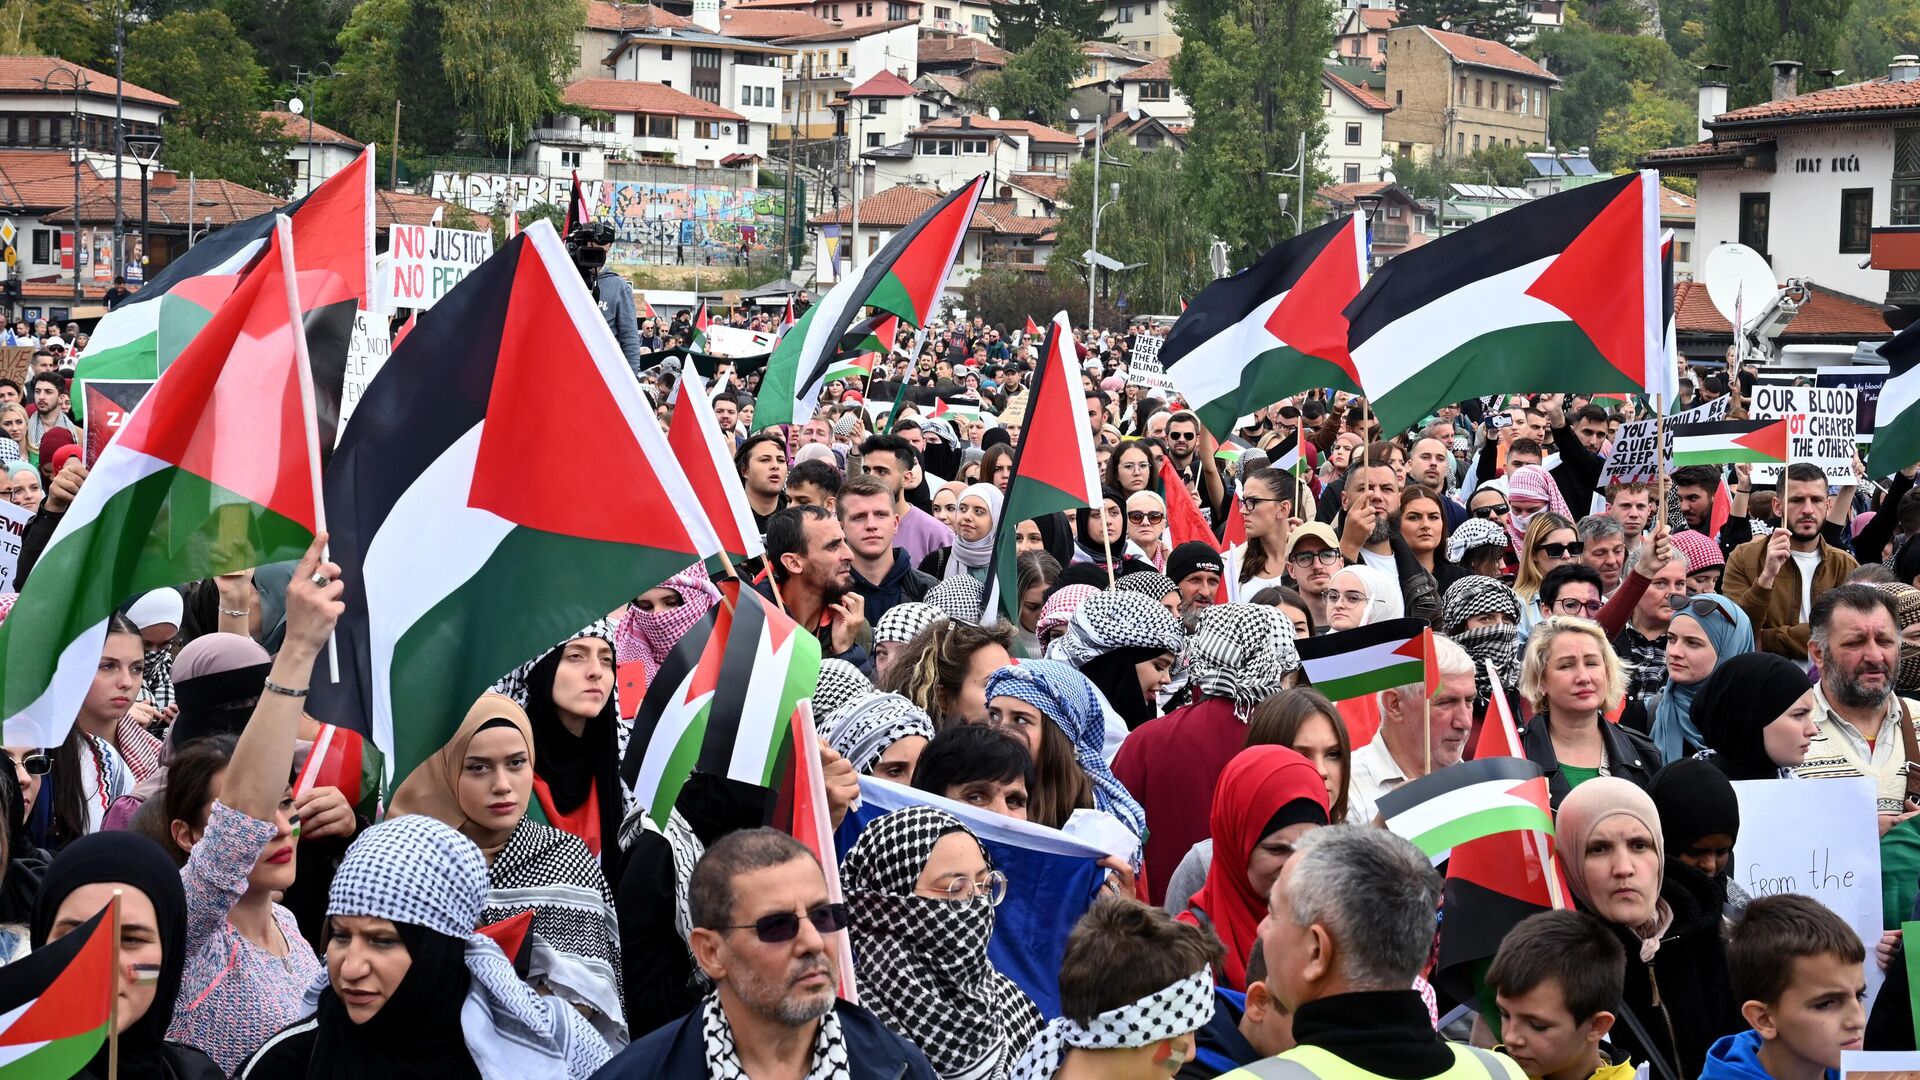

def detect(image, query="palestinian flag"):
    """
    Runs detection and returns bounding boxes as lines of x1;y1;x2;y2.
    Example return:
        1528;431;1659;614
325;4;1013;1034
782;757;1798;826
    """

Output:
1672;418;1788;466
1345;171;1670;434
690;300;711;352
1873;320;1920;475
931;396;984;424
759;176;984;429
669;371;764;563
0;901;114;1077
0;219;343;748
1434;663;1570;1019
295;722;386;823
622;580;822;823
637;291;656;320
1265;433;1306;477
1158;455;1218;554
308;221;720;784
1024;315;1040;338
564;168;587;234
777;297;796;338
824;351;876;386
1162;213;1367;438
1294;619;1434;704
983;312;1103;625
1377;755;1554;858
774;701;859;1002
76;147;376;401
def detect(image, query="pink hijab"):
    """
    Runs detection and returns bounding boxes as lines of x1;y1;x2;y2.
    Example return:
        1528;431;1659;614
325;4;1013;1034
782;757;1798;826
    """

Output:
614;563;724;682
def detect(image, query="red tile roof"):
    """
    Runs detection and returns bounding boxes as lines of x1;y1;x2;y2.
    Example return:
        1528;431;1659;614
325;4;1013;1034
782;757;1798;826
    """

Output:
919;115;1079;144
974;201;1056;236
563;79;745;120
774;17;916;43
1325;71;1392;112
1082;41;1152;62
585;1;692;30
848;69;918;98
1007;171;1068;202
1709;77;1920;127
1658;184;1695;220
0;151;104;211
0;56;176;107
916;73;974;98
918;35;1009;68
1673;280;1892;338
1319;180;1394;201
728;0;812;8
811;183;1056;234
717;7;838;37
1417;27;1557;83
1357;8;1399;29
1117;54;1174;82
262;110;364;149
1636;136;1773;167
375;190;493;233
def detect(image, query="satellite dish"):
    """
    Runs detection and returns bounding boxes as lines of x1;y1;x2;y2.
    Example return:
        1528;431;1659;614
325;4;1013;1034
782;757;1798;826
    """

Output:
987;106;1001;122
288;97;304;116
1702;243;1780;331
1069;107;1080;121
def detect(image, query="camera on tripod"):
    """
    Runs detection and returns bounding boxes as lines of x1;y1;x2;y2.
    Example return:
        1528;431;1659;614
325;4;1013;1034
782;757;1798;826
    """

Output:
566;221;617;295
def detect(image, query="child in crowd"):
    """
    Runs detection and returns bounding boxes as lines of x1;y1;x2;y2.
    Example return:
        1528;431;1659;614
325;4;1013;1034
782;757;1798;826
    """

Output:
1704;894;1867;1080
1486;910;1635;1080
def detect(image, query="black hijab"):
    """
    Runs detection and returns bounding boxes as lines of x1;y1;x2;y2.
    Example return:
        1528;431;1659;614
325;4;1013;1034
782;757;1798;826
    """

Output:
1075;487;1127;561
304;921;479;1080
521;644;626;882
1033;511;1075;568
30;831;208;1080
1078;647;1166;730
1648;758;1741;856
1691;653;1815;781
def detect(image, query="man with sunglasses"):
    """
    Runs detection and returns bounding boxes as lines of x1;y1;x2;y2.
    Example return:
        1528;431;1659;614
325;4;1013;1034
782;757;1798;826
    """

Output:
600;828;937;1078
1165;411;1231;524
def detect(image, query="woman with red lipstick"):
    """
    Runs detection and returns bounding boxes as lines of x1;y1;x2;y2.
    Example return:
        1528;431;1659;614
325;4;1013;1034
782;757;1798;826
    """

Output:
1516;618;1663;810
391;693;626;1048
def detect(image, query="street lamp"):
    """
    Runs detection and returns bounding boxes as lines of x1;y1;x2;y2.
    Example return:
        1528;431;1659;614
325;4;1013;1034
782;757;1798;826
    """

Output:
1074;105;1136;328
39;64;88;310
124;133;162;280
291;63;345;196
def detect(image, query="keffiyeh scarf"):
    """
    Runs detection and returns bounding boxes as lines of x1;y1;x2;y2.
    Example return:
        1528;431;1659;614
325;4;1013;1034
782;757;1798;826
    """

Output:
1446;518;1510;564
1008;965;1215;1080
822;692;936;774
1113;571;1177;602
1504;465;1570;549
1186;604;1298;720
928;576;988;625
813;660;876;722
843;807;1041;1080
612;565;722;683
981;661;1146;837
876;602;943;646
1035;585;1100;642
703;994;850;1080
485;818;625;1040
1440;576;1522;706
1049;590;1185;671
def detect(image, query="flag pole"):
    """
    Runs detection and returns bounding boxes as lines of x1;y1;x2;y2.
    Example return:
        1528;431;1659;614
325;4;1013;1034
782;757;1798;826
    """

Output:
1100;507;1117;588
1423;693;1432;779
277;213;338;683
108;890;122;1080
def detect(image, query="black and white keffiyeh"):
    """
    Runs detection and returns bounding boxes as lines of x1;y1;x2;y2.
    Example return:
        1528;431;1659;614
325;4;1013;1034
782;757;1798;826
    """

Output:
1113;571;1177;602
1048;590;1186;670
702;993;850;1080
485;818;626;1044
321;815;612;1078
616;804;703;942
822;692;937;774
1186;604;1298;719
1445;518;1510;564
1007;964;1216;1080
492;618;620;710
813;659;876;722
842;807;1042;1080
1440;576;1522;705
928;575;988;625
876;602;943;646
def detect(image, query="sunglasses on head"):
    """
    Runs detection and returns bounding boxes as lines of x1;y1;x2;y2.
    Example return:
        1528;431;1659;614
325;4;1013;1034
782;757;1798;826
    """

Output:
1669;596;1731;622
717;902;850;944
1472;503;1510;518
1127;510;1166;525
1537;541;1585;558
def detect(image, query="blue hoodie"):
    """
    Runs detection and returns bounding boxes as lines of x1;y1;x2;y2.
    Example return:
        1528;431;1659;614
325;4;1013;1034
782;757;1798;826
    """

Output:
1701;1029;1840;1080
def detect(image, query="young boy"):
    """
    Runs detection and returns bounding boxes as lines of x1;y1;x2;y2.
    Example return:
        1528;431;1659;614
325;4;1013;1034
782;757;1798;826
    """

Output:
1706;894;1867;1080
1486;910;1635;1080
1182;940;1296;1078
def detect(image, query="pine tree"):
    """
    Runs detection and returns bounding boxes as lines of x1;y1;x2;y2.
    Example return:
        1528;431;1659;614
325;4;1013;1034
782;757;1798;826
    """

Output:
1701;0;1851;108
395;0;462;155
991;0;1111;51
1395;0;1535;47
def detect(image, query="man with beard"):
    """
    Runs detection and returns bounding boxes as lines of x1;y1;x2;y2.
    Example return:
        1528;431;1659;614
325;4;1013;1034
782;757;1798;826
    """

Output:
595;829;937;1078
1723;464;1858;660
1797;586;1920;835
1407;437;1466;531
1167;541;1224;630
1164;411;1230;521
760;504;870;670
1336;461;1436;625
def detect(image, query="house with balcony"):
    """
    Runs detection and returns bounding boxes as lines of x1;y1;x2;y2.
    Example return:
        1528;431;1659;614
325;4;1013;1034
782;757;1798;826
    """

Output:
537;80;767;171
774;19;920;138
573;1;699;80
863;115;1079;193
1382;27;1556;161
811;182;1055;284
919;0;998;41
1067;41;1153;118
1335;7;1397;71
1322;70;1393;184
1102;0;1179;55
1319;181;1431;265
264;109;363;198
596;23;789;134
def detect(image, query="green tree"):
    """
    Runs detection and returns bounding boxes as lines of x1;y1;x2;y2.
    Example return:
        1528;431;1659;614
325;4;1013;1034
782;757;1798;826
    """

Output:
326;0;406;149
1701;0;1854;108
1529;15;1691;154
439;0;585;145
990;0;1111;51
215;0;350;83
1592;81;1694;168
125;10;297;195
1395;0;1534;45
393;0;462;155
1172;0;1335;262
976;29;1085;125
1464;142;1533;183
1046;142;1212;313
28;0;111;67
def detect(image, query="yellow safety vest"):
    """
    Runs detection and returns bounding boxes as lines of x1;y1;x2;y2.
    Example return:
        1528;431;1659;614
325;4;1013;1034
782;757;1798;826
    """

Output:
1217;1041;1529;1080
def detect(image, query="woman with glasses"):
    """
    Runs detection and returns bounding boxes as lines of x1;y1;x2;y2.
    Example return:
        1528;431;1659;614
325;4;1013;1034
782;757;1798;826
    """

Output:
1518;618;1662;807
1071;487;1148;576
1125;490;1170;570
841;806;1040;1080
1622;594;1752;764
1322;563;1402;631
1514;512;1578;639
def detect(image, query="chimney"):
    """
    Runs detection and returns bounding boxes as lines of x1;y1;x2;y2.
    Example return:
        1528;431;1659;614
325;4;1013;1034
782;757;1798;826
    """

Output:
1697;81;1727;141
1770;59;1802;101
691;0;719;33
1893;55;1920;83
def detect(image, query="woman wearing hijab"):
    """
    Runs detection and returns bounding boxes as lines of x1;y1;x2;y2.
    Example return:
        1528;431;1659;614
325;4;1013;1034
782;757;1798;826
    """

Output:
981;660;1147;840
612;565;721;690
1322;563;1402;631
1048;589;1185;732
125;587;183;711
1556;777;1740;1080
1071;487;1143;574
841;806;1041;1080
1173;745;1329;991
1689;653;1819;781
240;815;613;1079
1034;584;1099;652
1648;758;1749;923
493;621;628;882
390;694;626;1047
1625;594;1753;763
823;692;937;784
921;483;1002;583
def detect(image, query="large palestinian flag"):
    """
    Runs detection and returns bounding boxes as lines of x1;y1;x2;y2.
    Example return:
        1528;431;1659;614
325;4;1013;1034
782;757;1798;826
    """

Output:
1163;213;1368;437
983;312;1103;626
1345;171;1669;434
1671;418;1788;466
1873;319;1920;475
759;176;984;429
669;371;764;563
0;901;114;1077
309;221;721;783
0;219;346;748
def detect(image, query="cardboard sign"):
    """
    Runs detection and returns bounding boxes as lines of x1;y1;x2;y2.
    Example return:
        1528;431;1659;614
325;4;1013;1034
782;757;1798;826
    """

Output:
0;346;30;388
78;378;153;466
703;324;776;358
1731;777;1884;998
383;225;492;311
335;310;391;447
1751;385;1857;484
1597;418;1660;486
0;499;29;589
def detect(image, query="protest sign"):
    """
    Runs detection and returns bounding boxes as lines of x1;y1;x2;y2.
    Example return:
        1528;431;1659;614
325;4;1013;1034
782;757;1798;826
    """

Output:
335;310;392;447
0;346;30;387
78;378;153;466
1819;365;1887;455
1731;776;1883;998
0;499;29;588
703;324;776;358
383;225;492;311
1749;385;1858;484
1125;334;1175;393
1597;395;1728;488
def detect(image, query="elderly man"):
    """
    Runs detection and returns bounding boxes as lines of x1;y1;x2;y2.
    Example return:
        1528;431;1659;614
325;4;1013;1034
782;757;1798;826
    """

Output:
1577;514;1628;596
1220;827;1527;1080
596;829;937;1077
1344;635;1478;827
1797;585;1920;834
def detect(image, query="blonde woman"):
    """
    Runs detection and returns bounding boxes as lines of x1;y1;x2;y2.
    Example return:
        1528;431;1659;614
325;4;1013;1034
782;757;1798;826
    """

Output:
1516;616;1661;808
1125;489;1169;570
0;403;26;461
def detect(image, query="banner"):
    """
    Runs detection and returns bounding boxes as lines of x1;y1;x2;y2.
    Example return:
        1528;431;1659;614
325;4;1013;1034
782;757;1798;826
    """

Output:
1596;394;1728;488
1750;385;1857;484
0;499;29;589
383;225;493;311
335;310;392;447
1818;365;1886;452
77;378;153;466
1731;777;1883;998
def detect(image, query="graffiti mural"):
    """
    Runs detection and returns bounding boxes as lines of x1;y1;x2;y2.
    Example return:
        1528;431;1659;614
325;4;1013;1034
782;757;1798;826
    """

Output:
428;172;787;263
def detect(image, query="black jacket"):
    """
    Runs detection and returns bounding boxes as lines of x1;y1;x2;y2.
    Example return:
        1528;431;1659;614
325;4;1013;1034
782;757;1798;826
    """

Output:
1602;861;1742;1080
592;1000;938;1079
1518;711;1662;809
1550;422;1605;518
1341;531;1441;628
854;547;937;626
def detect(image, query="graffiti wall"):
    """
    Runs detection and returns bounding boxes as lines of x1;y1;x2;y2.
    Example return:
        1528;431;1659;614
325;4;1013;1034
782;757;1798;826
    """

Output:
427;172;788;262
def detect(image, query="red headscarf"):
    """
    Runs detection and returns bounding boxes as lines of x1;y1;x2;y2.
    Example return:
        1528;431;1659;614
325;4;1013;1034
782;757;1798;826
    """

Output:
1181;745;1330;991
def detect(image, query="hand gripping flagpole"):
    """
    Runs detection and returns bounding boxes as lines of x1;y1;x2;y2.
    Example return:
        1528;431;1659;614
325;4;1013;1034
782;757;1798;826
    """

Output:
278;214;339;683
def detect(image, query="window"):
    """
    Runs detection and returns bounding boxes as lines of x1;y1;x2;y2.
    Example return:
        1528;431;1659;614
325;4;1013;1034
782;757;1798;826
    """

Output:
743;86;754;106
1343;162;1360;182
694;48;721;68
561;149;582;168
1395;89;1403;105
868;235;880;255
695;84;720;104
1376;34;1386;54
662;79;672;88
864;97;886;114
1472;134;1480;151
1840;188;1874;253
1345;122;1361;145
647;114;676;138
919;139;956;155
1138;132;1162;149
972;13;989;31
662;44;673;59
32;228;54;264
961;137;989;154
934;4;950;15
1144;1;1152;11
1119;5;1133;20
889;2;908;17
784;92;793;111
1676;240;1692;264
866;131;883;146
1739;192;1771;258
1386;203;1402;218
1458;76;1468;103
739;123;750;144
1139;80;1171;101
837;49;849;66
1474;79;1483;106
695;120;720;139
1455;132;1464;155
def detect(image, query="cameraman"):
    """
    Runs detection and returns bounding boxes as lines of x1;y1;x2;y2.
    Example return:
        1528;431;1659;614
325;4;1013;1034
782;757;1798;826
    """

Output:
568;222;643;371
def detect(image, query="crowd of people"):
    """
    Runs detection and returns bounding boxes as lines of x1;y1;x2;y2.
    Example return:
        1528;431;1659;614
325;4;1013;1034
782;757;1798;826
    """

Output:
3;301;1915;1080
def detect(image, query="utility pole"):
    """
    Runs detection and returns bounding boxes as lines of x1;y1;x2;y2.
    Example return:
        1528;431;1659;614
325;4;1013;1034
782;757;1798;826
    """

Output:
1088;114;1103;328
390;100;401;188
113;5;125;280
849;105;861;274
784;55;804;274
